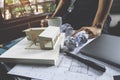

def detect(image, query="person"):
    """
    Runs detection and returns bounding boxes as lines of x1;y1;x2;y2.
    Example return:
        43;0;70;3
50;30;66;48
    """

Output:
41;0;113;38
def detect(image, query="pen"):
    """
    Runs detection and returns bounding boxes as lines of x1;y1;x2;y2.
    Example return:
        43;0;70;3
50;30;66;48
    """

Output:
64;51;106;72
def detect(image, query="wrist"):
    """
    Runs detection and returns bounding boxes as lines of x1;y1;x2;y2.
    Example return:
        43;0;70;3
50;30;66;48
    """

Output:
95;23;103;29
52;13;56;17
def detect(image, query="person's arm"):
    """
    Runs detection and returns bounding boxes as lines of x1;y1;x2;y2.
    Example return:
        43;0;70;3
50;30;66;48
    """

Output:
92;0;113;29
52;0;71;17
40;0;70;27
73;0;113;38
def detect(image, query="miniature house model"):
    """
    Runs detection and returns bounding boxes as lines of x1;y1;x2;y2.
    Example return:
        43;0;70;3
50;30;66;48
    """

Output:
23;27;46;44
38;26;60;50
24;26;60;50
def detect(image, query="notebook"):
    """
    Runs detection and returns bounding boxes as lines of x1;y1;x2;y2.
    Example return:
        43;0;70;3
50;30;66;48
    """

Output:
80;34;120;68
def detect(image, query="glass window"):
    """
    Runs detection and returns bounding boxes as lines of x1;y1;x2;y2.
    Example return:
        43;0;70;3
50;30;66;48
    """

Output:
1;0;56;20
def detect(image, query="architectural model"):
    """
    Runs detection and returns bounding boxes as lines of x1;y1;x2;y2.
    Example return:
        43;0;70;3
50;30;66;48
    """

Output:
23;27;46;44
38;26;60;50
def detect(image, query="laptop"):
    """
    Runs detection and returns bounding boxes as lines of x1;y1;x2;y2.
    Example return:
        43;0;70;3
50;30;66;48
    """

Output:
80;34;120;68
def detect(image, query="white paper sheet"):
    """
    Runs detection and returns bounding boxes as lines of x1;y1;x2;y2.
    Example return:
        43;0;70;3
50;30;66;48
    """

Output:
8;59;96;80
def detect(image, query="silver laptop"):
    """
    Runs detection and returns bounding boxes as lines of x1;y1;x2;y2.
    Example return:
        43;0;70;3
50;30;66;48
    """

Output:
80;34;120;68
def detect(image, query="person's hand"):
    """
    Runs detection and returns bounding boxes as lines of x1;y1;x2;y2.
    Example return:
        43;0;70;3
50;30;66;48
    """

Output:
72;26;102;39
40;19;48;27
40;15;50;27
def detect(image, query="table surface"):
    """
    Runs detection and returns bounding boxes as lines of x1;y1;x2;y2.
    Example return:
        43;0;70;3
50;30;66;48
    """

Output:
2;37;120;80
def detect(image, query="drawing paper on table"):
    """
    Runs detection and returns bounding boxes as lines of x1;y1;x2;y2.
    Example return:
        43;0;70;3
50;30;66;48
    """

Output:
8;64;96;80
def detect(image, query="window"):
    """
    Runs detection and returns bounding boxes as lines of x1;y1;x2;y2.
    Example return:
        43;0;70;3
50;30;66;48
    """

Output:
1;0;56;20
